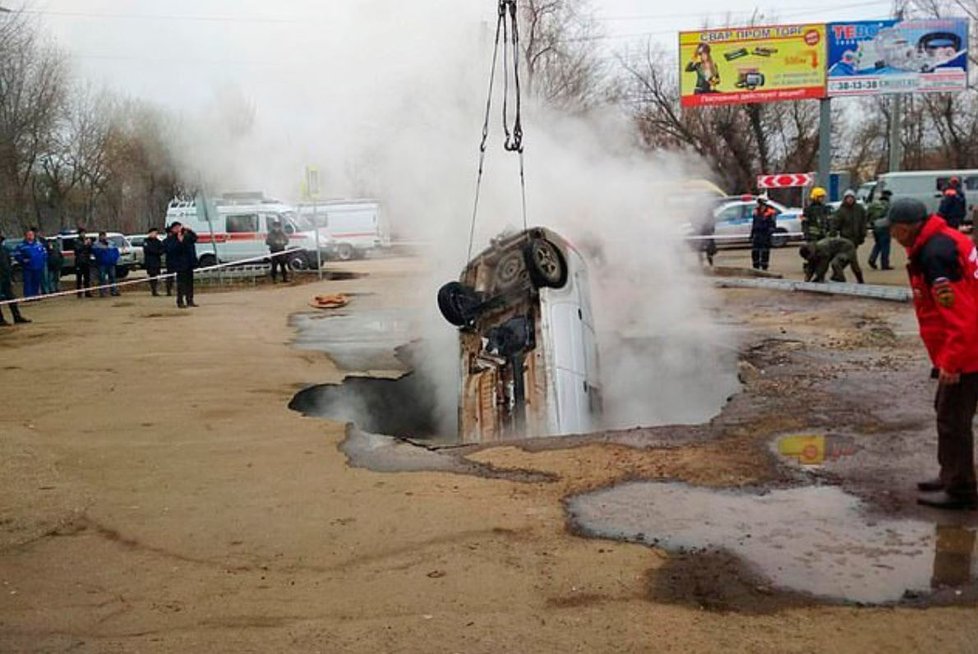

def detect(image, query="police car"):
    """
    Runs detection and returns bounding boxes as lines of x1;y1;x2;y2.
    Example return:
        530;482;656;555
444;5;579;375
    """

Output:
689;195;804;248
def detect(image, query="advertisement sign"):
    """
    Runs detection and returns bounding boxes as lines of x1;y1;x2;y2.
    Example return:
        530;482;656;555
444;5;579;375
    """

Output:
679;24;827;107
827;18;969;96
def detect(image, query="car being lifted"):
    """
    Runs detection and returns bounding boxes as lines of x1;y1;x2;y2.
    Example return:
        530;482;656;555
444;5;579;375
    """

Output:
437;227;602;444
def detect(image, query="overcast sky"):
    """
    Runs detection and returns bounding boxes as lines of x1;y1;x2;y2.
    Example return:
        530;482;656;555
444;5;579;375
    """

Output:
17;0;897;111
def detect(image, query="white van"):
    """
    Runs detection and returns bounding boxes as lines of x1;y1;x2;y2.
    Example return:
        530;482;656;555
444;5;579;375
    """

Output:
437;227;601;443
876;170;978;220
165;197;333;269
296;200;389;261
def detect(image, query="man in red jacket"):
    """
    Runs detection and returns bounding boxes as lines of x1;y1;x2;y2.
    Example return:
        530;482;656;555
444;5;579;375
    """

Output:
884;198;978;510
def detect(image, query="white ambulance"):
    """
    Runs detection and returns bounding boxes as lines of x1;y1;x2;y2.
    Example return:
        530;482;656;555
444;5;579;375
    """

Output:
165;196;333;269
295;200;390;261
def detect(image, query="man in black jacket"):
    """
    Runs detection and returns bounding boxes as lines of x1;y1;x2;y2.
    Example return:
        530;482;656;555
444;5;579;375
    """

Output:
73;233;93;298
164;222;199;308
265;221;291;282
143;227;166;296
0;232;30;325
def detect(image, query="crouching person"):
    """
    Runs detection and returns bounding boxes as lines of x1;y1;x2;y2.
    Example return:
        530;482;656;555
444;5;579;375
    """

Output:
799;237;864;284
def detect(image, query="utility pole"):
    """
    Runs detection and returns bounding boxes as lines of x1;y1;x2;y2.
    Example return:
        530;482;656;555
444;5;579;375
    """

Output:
817;98;832;188
889;95;903;172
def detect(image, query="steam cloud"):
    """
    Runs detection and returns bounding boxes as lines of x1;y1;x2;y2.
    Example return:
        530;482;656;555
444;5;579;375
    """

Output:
155;1;738;434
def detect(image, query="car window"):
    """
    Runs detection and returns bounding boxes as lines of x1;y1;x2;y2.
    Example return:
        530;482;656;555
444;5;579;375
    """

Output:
227;214;259;233
965;177;978;191
716;205;743;222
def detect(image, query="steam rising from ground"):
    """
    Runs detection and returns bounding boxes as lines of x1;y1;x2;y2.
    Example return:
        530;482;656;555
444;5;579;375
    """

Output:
168;1;737;434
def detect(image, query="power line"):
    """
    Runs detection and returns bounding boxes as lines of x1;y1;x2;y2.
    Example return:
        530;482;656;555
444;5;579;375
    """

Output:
20;9;309;24
593;0;893;22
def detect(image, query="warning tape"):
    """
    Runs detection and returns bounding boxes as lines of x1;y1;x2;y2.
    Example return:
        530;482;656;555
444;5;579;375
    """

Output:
0;248;305;308
684;231;805;242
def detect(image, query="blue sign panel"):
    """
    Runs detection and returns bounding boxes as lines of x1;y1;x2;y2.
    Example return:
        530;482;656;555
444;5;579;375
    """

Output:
827;18;969;96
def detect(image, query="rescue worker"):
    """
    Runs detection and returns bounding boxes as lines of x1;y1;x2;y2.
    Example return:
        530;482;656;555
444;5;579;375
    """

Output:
15;228;47;298
91;232;121;297
164;221;199;309
802;187;832;243
265;221;291;283
867;189;894;270
142;227;165;296
830;189;868;284
750;196;777;271
164;224;175;297
938;176;968;229
880;198;978;510
74;233;93;298
0;232;30;325
799;237;863;284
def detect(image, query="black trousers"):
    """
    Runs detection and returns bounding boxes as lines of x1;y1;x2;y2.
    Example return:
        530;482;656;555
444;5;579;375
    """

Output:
176;270;194;306
270;252;289;281
165;271;174;296
147;265;161;295
935;373;978;496
75;265;91;296
0;278;24;322
751;247;770;270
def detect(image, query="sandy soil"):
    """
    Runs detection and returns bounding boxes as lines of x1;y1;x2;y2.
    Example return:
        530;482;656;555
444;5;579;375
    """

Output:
2;256;977;653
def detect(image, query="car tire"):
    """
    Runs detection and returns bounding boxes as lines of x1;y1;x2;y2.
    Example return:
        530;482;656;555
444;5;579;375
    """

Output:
335;243;356;261
115;266;130;280
523;238;568;289
772;228;789;248
494;250;526;289
198;253;217;269
437;281;481;327
288;251;310;271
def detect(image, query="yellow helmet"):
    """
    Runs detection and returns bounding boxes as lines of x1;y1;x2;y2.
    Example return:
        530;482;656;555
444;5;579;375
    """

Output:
810;187;827;200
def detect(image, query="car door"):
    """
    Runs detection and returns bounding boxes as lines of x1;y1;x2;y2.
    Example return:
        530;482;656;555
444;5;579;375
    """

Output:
713;202;751;241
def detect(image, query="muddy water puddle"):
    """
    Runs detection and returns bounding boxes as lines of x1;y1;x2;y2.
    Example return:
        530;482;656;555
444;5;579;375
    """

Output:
568;482;978;606
290;308;418;372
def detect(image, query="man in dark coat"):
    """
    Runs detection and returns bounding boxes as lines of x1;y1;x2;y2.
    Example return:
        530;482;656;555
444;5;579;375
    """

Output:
0;232;30;325
938;176;968;229
868;190;893;270
802;187;832;243
143;227;166;296
265;221;290;282
750;197;777;271
74;233;93;298
164;221;198;309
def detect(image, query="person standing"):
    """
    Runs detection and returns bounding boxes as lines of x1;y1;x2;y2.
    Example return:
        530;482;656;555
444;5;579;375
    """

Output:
45;236;63;293
938;176;968;230
142;227;165;296
882;198;978;510
802;187;832;243
92;232;121;297
0;232;31;326
74;234;93;298
15;228;47;298
750;197;777;271
164;222;199;308
265;221;291;283
830;189;868;284
37;230;54;294
868;190;894;270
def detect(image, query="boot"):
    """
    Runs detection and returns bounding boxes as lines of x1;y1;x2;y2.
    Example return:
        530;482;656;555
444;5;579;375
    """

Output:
855;271;865;284
918;491;978;511
918;478;944;492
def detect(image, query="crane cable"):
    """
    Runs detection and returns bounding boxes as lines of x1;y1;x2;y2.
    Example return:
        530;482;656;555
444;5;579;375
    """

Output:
467;0;528;261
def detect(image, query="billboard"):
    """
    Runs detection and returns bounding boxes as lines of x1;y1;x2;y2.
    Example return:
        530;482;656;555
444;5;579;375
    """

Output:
827;18;969;96
679;24;827;107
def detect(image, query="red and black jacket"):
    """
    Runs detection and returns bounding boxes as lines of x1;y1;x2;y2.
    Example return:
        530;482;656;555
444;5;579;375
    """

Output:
907;215;978;374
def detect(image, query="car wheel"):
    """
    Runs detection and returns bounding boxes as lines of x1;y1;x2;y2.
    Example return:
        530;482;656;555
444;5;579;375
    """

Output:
198;253;217;268
523;238;568;289
772;228;789;248
288;251;310;271
115;266;130;280
437;282;481;327
335;243;356;261
494;250;526;289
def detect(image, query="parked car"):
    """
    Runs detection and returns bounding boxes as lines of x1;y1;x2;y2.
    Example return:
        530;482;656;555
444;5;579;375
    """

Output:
437;227;601;443
686;196;803;248
125;235;148;269
296;199;390;261
56;232;136;279
876;169;978;222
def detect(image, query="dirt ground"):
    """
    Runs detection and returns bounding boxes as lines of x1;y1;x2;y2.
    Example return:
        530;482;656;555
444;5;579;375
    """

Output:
2;252;978;653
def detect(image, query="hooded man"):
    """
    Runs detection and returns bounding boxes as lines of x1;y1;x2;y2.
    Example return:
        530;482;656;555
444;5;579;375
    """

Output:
830;189;868;284
881;198;978;510
0;232;31;325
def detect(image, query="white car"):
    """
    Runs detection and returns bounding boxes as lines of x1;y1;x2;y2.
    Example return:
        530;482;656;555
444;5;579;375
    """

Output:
689;196;804;248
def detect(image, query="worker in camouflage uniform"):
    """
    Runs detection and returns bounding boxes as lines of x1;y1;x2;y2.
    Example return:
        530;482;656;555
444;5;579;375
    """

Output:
799;237;864;284
867;189;894;270
830;189;868;284
802;186;832;243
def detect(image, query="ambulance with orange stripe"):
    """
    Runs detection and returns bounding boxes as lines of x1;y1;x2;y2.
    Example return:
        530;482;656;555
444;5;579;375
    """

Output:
164;196;334;270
